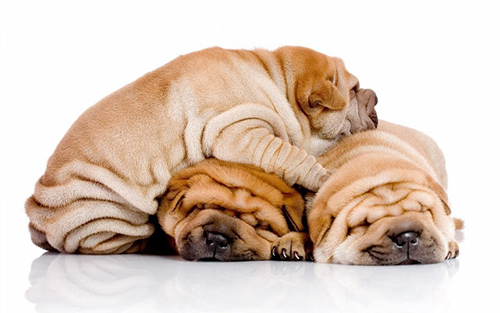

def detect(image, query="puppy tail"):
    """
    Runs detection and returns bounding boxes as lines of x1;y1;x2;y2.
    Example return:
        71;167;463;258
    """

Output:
453;218;464;230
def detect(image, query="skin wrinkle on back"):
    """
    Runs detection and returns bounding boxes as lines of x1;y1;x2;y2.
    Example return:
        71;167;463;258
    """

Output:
308;121;458;264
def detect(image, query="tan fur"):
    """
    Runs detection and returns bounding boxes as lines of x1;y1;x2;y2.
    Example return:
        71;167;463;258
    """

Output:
308;121;459;264
25;46;377;254
157;158;310;261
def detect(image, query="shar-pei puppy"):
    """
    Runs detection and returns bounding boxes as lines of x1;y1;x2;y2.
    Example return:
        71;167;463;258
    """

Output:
157;158;311;261
307;121;461;264
26;46;377;254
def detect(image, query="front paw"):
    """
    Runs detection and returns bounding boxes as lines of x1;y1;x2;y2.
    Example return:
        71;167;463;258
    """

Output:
318;170;333;185
271;232;313;261
445;240;460;260
309;169;333;192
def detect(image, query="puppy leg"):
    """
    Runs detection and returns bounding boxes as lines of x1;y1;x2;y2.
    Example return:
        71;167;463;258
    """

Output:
25;160;169;254
203;108;329;191
271;232;313;261
446;240;460;260
26;196;154;254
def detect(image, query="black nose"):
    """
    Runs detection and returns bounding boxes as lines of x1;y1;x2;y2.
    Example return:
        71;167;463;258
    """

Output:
206;232;229;250
392;231;419;248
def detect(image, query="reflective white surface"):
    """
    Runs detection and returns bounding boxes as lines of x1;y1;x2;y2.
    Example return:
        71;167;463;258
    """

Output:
25;253;459;313
13;230;490;313
2;232;496;313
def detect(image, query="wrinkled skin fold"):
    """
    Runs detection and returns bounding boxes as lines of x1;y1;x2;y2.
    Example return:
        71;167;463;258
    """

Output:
25;46;377;254
158;159;312;261
307;121;460;265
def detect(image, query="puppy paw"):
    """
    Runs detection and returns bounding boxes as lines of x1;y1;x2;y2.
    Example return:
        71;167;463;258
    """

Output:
271;232;313;261
445;240;460;260
319;170;333;185
316;170;333;190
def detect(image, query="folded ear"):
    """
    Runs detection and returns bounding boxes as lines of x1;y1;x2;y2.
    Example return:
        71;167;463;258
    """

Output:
433;183;451;215
308;80;347;110
157;178;190;235
441;198;452;215
281;205;305;232
297;77;347;114
425;173;452;215
165;189;186;214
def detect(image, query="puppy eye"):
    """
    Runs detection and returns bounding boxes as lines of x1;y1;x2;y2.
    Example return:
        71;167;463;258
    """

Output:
327;75;335;83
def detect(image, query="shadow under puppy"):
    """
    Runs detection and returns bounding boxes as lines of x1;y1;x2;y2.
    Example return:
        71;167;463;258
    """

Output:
307;121;461;265
157;159;311;261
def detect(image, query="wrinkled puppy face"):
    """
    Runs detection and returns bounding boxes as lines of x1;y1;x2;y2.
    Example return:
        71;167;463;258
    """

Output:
305;63;378;143
172;206;274;261
281;47;378;147
309;171;459;265
157;159;305;261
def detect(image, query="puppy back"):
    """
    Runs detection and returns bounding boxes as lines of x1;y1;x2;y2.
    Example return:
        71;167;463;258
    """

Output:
318;120;447;189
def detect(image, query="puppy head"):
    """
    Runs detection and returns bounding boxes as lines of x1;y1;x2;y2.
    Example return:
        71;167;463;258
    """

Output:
308;155;459;265
276;46;378;144
158;159;305;261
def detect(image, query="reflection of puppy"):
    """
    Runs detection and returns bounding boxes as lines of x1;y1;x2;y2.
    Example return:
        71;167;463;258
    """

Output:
26;253;315;312
158;159;311;261
308;121;461;264
313;261;458;311
26;46;377;254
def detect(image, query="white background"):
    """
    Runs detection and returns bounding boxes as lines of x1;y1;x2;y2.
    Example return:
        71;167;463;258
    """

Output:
1;0;499;312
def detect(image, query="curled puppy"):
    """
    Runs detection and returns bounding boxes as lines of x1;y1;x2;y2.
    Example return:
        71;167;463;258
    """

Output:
158;159;311;261
307;121;460;264
25;46;377;254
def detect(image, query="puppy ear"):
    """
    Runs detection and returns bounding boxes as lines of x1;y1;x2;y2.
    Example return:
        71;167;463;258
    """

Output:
296;76;347;114
433;182;451;215
441;199;452;215
309;214;336;247
166;190;186;214
425;174;452;215
308;80;347;110
281;205;303;232
157;179;190;235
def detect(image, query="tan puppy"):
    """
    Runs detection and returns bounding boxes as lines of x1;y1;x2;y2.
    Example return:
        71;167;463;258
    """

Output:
307;121;460;264
157;158;311;261
25;46;377;254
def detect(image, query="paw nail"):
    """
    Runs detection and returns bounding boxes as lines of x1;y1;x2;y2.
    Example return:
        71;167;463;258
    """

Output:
293;251;303;261
271;246;278;258
281;248;289;260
